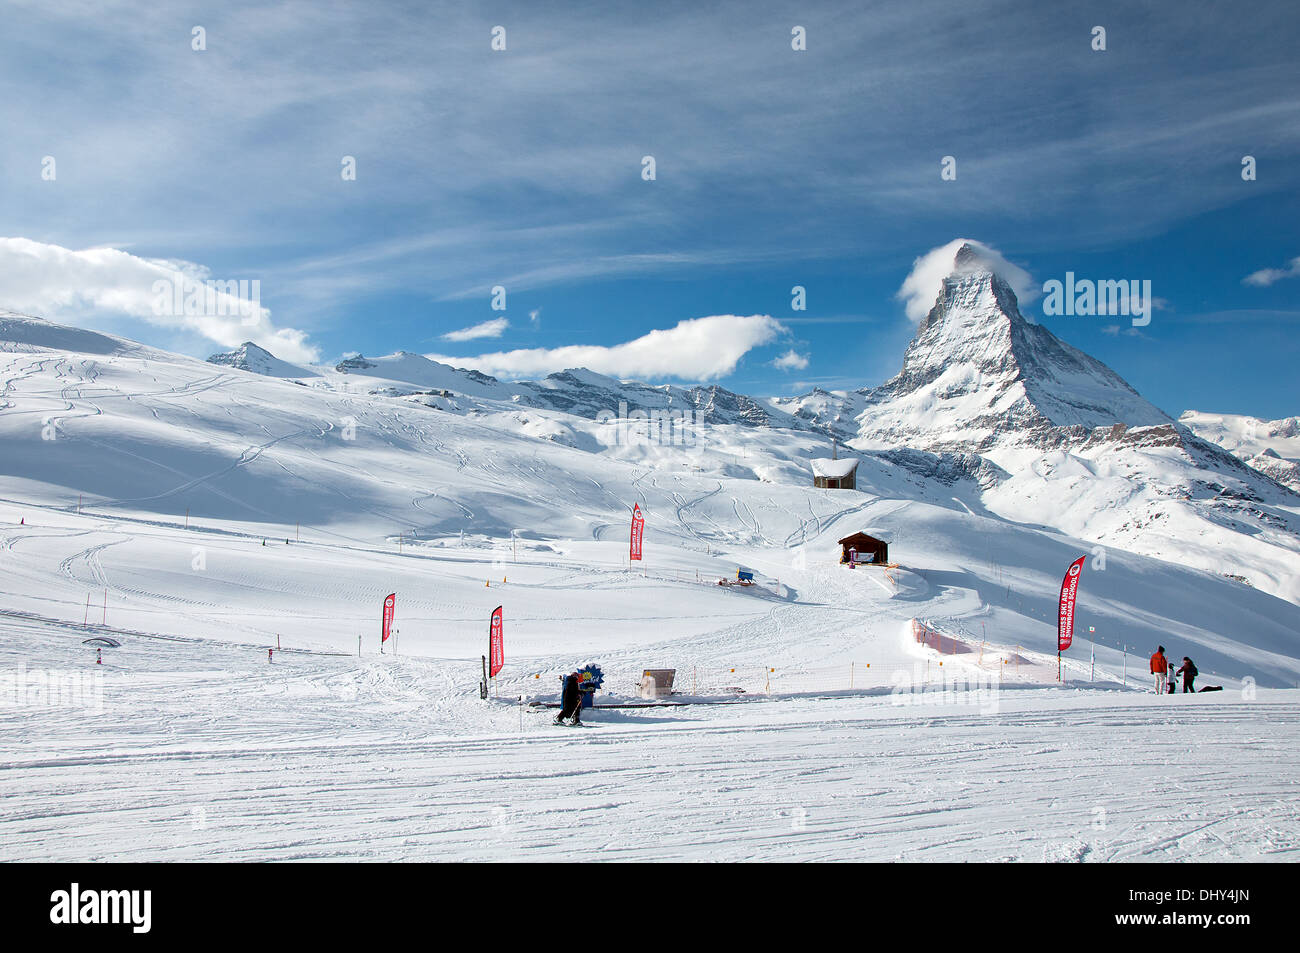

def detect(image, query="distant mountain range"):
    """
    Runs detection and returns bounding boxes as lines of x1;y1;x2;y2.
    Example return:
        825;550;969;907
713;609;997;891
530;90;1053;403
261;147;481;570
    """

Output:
197;243;1300;603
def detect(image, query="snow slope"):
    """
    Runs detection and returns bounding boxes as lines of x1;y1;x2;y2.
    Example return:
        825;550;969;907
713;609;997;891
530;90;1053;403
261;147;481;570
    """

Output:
3;309;1298;685
2;301;1299;862
4;609;1296;862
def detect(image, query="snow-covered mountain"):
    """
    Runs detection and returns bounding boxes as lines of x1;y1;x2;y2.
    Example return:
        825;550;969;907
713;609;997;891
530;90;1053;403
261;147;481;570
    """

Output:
208;341;317;378
1181;410;1300;492
766;244;1300;603
214;345;789;431
5;257;1300;674
857;243;1171;450
775;243;1172;450
5;290;1300;865
182;245;1300;605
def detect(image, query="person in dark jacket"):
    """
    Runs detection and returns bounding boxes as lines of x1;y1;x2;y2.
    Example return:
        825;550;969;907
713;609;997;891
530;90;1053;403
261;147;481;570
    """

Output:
555;672;583;726
1176;656;1198;693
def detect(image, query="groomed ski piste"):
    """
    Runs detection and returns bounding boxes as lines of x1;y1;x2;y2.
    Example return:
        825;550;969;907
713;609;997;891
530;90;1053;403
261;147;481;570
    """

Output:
2;313;1299;862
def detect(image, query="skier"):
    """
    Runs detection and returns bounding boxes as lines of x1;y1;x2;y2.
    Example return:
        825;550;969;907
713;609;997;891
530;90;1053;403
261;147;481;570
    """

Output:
1149;646;1168;695
554;671;583;726
1176;656;1198;693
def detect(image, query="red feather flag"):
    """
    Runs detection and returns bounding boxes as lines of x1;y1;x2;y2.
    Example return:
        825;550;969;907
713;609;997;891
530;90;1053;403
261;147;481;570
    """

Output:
1057;557;1086;652
630;504;644;561
489;605;504;678
381;592;396;645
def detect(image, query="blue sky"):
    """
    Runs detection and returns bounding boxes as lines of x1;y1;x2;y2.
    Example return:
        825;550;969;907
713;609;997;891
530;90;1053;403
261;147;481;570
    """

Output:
2;0;1298;417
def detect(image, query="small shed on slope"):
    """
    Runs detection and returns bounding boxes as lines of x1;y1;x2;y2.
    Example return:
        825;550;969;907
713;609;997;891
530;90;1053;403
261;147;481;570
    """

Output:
838;532;888;566
810;457;859;490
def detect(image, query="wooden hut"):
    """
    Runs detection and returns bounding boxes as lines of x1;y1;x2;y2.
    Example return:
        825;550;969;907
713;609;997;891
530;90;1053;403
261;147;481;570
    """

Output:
838;531;888;566
811;457;859;490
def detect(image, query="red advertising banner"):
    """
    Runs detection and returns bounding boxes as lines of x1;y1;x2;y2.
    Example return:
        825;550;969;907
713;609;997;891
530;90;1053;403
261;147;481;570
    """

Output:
489;605;504;677
630;504;644;561
1057;556;1085;651
381;592;396;644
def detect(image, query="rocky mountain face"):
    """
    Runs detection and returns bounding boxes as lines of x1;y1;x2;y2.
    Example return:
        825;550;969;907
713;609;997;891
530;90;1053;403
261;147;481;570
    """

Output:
234;350;787;430
850;243;1172;453
512;371;776;428
1180;411;1300;493
334;354;377;373
1244;450;1300;493
207;341;313;378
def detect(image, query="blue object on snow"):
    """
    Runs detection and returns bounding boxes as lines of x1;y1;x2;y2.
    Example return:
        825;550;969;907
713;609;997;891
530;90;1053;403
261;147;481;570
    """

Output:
558;673;597;709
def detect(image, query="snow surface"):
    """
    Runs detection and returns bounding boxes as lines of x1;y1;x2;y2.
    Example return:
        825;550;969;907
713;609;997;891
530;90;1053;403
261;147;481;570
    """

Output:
5;607;1297;862
2;308;1298;861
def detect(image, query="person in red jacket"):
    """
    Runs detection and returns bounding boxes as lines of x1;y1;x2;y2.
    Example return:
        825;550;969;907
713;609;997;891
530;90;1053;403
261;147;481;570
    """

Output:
1150;646;1168;695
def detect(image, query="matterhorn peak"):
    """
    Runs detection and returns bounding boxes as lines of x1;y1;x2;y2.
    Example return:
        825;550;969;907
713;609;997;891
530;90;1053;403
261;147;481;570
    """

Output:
857;240;1172;452
951;241;999;274
897;238;1036;324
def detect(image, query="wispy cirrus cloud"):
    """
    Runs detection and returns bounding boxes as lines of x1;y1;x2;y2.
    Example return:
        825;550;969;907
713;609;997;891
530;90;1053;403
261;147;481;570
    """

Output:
8;0;1297;336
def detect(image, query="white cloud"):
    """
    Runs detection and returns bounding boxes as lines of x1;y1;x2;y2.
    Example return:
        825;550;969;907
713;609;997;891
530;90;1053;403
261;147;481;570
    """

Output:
0;237;318;362
442;317;509;342
1243;256;1300;287
427;314;783;382
771;349;809;371
896;238;1037;323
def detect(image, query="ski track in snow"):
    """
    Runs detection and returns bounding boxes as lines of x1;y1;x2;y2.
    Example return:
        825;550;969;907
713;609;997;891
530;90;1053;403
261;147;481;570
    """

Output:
3;615;1296;862
2;318;1300;861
